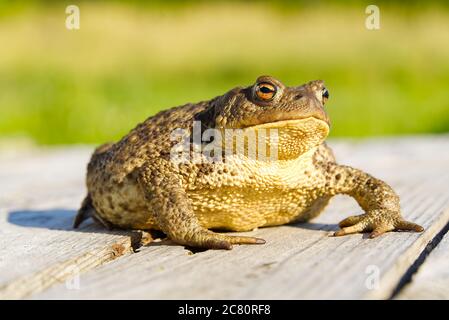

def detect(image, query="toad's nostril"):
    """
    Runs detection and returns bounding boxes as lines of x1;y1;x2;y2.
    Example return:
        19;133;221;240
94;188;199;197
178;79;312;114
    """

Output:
295;94;303;100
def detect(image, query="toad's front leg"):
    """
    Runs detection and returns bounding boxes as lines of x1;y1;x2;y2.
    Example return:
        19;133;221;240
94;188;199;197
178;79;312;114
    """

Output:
137;160;265;250
321;163;424;238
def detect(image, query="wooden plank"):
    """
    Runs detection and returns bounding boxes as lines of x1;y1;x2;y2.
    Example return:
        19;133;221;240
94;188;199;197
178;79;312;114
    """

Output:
396;228;449;299
18;136;449;300
0;147;149;299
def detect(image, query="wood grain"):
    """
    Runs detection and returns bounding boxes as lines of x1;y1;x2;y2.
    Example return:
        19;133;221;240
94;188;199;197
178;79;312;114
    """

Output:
0;147;142;299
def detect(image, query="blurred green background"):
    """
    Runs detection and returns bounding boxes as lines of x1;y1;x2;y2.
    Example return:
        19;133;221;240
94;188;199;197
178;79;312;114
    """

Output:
0;0;448;145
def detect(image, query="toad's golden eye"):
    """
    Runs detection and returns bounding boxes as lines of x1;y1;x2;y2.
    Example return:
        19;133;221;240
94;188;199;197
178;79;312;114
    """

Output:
255;83;277;101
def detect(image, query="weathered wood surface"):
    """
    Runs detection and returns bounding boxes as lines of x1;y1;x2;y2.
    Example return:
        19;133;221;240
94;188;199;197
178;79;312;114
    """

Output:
396;229;449;299
0;136;448;299
0;147;143;299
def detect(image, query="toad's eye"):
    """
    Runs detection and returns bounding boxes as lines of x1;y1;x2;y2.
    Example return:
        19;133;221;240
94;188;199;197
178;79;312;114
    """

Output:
255;83;277;101
322;88;329;103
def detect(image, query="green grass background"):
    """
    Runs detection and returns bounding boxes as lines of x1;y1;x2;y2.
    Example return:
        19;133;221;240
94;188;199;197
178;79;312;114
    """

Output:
0;1;448;145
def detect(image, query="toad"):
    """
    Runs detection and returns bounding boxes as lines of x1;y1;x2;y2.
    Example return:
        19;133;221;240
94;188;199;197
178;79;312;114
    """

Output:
74;76;423;249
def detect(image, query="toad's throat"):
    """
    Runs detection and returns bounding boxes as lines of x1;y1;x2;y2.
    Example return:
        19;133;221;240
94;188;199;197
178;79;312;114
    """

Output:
216;117;330;161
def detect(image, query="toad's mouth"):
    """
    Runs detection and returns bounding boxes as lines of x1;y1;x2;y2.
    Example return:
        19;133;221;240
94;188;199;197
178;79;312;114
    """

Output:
240;116;330;131
232;106;330;130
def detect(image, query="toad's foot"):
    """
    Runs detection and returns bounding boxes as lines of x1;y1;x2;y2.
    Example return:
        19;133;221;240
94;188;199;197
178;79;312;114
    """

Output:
183;230;266;250
333;212;424;238
322;163;424;239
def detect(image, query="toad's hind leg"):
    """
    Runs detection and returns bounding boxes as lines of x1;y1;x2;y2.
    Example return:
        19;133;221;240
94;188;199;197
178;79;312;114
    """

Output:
74;194;113;230
138;162;265;250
